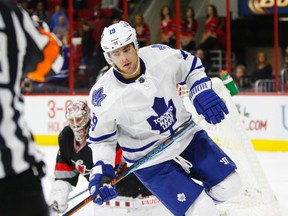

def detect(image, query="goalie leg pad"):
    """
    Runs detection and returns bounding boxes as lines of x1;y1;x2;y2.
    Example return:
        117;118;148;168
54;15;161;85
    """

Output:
206;171;242;203
185;190;219;216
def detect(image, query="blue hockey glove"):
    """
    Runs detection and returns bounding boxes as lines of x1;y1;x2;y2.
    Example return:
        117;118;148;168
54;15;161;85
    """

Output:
190;77;229;124
88;161;117;205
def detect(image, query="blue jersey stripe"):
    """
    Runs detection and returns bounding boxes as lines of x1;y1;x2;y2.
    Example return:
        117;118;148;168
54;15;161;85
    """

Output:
179;56;199;85
123;157;137;163
121;140;159;153
88;131;117;142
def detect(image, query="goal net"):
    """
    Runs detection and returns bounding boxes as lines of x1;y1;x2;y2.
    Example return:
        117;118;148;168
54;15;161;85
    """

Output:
180;77;281;216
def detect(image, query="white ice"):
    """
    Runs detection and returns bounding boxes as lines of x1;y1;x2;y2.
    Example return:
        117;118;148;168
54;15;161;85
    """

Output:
40;146;288;216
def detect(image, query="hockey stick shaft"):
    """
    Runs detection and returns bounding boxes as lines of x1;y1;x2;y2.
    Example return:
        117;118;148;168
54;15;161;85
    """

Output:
110;119;197;185
63;119;197;216
68;189;88;202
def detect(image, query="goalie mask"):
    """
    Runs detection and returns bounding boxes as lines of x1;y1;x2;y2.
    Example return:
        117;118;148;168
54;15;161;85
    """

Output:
100;21;139;65
65;101;90;143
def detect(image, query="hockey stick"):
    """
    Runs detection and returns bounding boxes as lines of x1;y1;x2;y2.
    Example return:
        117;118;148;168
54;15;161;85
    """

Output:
63;118;198;216
68;189;88;202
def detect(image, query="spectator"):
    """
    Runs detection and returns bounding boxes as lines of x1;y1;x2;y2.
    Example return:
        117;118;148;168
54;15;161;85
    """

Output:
252;51;273;80
198;4;224;51
28;14;63;82
282;46;288;90
33;1;50;25
74;0;87;9
92;5;104;20
79;20;96;73
195;48;212;75
133;13;151;48
159;5;176;48
21;0;35;15
234;65;252;91
27;14;64;93
52;15;69;40
19;0;30;13
32;14;50;32
181;7;198;52
283;46;288;69
50;5;69;32
89;45;108;85
49;33;70;91
62;0;87;10
101;0;122;21
112;17;121;24
20;76;33;93
27;0;48;9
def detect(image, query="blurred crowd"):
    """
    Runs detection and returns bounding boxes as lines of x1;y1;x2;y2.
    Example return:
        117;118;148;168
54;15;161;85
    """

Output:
19;0;288;94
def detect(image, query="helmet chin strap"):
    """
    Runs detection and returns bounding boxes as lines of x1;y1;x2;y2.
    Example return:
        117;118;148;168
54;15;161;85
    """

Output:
115;57;140;79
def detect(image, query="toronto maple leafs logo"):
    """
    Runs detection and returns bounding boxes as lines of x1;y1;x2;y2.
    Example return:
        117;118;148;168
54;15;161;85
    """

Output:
147;97;177;134
177;193;186;202
92;87;106;107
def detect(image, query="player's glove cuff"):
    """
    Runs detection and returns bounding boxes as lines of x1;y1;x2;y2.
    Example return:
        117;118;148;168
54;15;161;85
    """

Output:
189;77;212;101
190;77;228;124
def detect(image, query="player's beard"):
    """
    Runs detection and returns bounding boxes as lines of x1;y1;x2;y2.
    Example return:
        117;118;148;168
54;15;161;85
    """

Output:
116;57;140;79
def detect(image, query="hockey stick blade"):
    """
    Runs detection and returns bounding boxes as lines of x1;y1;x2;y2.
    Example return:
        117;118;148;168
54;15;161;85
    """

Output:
62;119;197;216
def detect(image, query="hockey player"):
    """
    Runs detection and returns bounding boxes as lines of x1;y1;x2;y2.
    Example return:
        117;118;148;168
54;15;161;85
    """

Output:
49;100;152;214
87;21;242;216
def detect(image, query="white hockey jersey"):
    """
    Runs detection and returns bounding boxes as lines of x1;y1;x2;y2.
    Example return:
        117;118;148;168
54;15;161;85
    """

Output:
87;44;206;169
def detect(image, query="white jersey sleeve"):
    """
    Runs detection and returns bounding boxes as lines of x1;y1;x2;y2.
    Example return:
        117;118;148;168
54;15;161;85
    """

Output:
138;44;207;90
87;77;119;166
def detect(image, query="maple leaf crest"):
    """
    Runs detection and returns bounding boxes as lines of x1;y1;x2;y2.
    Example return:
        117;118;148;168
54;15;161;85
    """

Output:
177;193;186;202
147;97;177;134
92;87;106;107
